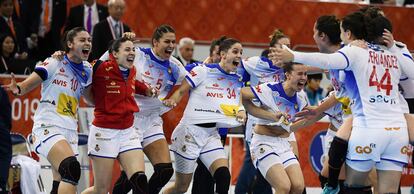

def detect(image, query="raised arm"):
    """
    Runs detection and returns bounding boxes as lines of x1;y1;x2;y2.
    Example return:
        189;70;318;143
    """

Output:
2;73;43;96
241;87;283;122
163;79;192;107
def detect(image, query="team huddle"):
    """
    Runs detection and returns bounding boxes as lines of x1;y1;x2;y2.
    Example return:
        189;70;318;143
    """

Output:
2;4;414;194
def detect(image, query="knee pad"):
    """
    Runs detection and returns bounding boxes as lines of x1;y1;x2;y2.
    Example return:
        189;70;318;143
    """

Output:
328;137;348;169
343;185;372;194
319;174;328;188
113;171;132;194
58;156;81;185
148;163;173;193
213;167;231;194
130;171;148;194
50;180;60;194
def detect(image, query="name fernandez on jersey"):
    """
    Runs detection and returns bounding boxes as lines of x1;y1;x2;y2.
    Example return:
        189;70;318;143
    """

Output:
368;50;398;70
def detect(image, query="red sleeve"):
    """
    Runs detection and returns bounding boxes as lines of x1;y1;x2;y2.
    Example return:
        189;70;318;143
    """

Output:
135;80;149;95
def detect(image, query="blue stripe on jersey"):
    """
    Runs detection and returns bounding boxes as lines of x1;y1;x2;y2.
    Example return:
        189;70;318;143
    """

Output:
139;48;170;68
185;75;196;88
266;82;298;107
185;62;199;72
343;71;364;117
403;53;413;61
260;56;277;70
237;63;250;82
250;86;262;104
207;64;240;78
337;51;350;70
34;67;48;80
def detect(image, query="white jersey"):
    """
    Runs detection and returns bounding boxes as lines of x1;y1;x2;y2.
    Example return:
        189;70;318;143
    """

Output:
101;47;186;114
33;57;92;130
293;44;408;128
180;64;244;128
250;82;308;126
322;91;344;129
396;41;414;99
242;56;285;86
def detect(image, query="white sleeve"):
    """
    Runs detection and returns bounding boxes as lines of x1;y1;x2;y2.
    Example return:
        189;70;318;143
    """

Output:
242;56;260;75
389;44;414;80
250;83;274;108
99;50;109;61
292;46;360;70
34;58;59;80
185;65;206;88
170;56;186;84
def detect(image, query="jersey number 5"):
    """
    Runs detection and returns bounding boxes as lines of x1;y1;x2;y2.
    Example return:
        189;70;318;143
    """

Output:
368;66;392;96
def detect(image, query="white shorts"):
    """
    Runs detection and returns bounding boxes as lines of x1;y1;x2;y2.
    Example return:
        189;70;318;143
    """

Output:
32;125;78;157
323;128;337;157
88;125;142;159
170;123;226;174
250;133;298;177
134;112;166;147
346;126;409;172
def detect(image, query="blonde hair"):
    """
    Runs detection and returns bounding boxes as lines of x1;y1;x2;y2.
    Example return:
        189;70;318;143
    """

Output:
269;29;288;47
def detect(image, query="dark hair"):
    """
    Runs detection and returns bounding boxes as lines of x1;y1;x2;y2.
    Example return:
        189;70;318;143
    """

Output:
209;36;226;56
219;38;240;54
151;24;175;47
307;73;323;81
261;49;270;58
282;62;303;74
341;11;367;40
109;37;131;53
0;33;16;56
62;27;88;52
359;5;383;17
269;29;288;47
365;15;392;44
316;15;341;45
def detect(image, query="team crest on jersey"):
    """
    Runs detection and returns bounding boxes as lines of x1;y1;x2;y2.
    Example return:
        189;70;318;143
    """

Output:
59;68;65;73
212;83;219;87
95;132;101;137
43;129;49;135
145;71;151;75
110;81;116;86
95;144;100;152
105;67;113;71
181;145;187;152
217;77;225;81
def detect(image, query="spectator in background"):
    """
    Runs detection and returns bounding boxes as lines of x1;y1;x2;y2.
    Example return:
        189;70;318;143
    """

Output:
0;0;28;60
0;34;32;74
305;73;324;106
91;0;130;61
0;86;12;194
64;0;108;35
30;0;66;61
175;37;199;65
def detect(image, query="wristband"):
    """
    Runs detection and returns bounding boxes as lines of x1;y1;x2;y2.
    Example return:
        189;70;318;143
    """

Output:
16;84;22;96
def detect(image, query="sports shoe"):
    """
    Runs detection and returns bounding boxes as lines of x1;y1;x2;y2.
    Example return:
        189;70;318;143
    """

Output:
321;183;340;194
